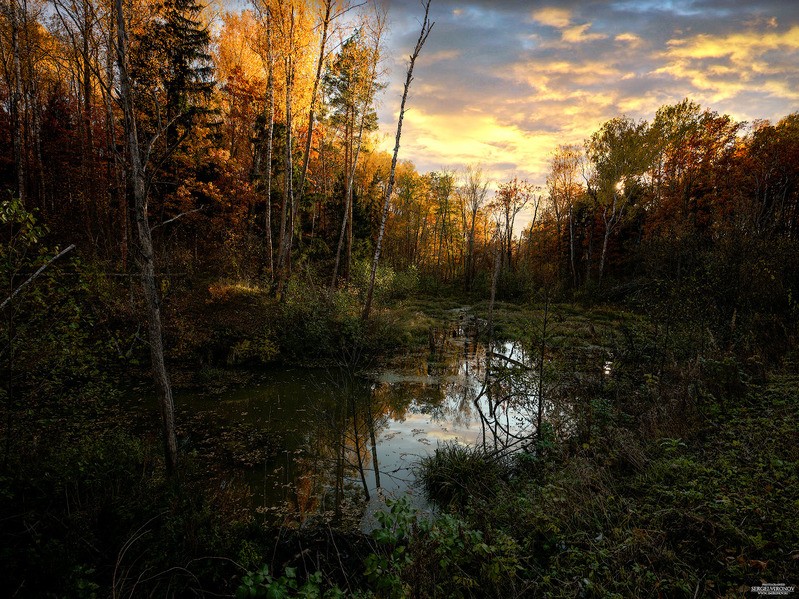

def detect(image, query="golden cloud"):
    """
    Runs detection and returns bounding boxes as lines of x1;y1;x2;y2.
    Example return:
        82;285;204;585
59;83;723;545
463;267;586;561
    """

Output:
656;25;799;102
665;26;799;61
615;32;643;47
378;108;563;183
531;7;572;29
511;59;622;90
562;23;607;44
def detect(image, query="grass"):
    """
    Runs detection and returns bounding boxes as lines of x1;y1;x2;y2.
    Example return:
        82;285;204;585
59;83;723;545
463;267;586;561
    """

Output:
411;374;799;597
416;443;509;510
395;293;798;597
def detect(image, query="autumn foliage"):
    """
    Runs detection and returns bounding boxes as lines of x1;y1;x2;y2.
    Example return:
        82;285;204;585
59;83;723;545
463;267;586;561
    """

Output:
0;2;797;330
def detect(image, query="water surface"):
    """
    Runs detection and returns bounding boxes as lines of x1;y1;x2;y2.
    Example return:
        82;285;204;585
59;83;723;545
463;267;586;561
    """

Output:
180;321;541;525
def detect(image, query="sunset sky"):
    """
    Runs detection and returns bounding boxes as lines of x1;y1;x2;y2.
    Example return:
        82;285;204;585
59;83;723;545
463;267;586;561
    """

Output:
376;0;799;186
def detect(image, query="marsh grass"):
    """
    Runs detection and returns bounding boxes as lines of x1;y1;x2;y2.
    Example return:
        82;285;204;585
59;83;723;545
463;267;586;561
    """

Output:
416;442;509;510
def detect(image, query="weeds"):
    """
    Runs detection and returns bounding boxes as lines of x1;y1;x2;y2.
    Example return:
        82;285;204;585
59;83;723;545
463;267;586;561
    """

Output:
416;443;508;510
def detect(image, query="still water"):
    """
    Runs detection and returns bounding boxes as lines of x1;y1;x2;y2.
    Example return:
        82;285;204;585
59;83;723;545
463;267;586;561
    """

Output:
180;320;540;525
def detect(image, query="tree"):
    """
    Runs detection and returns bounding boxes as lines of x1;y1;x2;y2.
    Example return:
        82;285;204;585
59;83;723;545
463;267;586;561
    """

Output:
488;178;535;272
131;0;213;148
112;0;215;477
427;170;455;279
546;144;582;287
328;19;384;285
4;0;26;203
742;114;799;239
267;0;318;294
459;164;489;290
586;116;652;286
248;2;278;278
362;0;432;321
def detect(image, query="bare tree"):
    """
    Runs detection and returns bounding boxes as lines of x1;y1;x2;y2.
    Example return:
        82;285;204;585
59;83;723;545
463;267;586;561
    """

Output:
362;0;433;320
460;164;489;290
114;0;178;476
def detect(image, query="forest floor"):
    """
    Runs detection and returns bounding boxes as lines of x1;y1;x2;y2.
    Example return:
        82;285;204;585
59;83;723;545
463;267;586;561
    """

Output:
3;280;798;597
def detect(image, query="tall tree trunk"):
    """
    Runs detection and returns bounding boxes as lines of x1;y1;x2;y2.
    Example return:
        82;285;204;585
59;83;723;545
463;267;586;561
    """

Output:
599;225;610;288
331;180;350;287
115;0;178;477
10;0;26;203
255;6;275;280
276;8;295;296
362;0;433;320
296;0;332;203
332;24;383;287
82;0;96;247
568;204;577;288
345;112;353;281
599;200;618;289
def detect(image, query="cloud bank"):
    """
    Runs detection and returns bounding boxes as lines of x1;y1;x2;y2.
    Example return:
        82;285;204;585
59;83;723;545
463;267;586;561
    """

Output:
376;0;799;186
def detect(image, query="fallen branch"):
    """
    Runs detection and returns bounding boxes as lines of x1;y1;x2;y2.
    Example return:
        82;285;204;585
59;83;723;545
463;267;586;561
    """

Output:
489;351;531;370
151;207;204;230
1;244;76;311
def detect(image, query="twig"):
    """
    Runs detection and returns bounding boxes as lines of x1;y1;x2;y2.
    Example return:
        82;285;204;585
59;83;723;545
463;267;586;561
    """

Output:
1;244;75;311
151;207;204;230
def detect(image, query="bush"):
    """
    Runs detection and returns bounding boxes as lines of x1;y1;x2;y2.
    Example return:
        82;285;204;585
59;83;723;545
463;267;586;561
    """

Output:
350;260;419;304
416;443;508;510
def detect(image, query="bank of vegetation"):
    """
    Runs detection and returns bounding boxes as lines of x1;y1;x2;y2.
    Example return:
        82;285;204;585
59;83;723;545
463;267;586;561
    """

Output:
1;0;798;595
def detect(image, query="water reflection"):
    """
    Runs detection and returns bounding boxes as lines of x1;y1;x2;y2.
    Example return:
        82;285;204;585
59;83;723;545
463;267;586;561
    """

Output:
181;321;571;525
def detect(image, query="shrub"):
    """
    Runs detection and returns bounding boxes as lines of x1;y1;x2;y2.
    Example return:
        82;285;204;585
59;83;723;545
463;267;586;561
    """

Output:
416;443;508;510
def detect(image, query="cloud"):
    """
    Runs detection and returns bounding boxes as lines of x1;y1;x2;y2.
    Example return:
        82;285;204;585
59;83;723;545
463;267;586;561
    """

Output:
375;0;799;188
615;32;643;47
531;7;572;29
378;107;564;185
529;6;606;45
663;25;799;62
513;59;624;89
418;49;461;65
562;23;607;43
656;25;799;101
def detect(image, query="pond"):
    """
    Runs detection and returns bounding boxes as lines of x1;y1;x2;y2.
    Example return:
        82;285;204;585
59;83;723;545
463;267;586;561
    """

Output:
179;315;547;527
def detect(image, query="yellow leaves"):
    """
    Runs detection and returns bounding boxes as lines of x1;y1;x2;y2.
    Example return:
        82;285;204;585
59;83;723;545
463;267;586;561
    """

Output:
207;147;231;164
215;10;266;90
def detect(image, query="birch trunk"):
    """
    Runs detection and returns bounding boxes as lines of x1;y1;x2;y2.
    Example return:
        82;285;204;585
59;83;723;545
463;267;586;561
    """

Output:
115;0;178;477
362;0;432;320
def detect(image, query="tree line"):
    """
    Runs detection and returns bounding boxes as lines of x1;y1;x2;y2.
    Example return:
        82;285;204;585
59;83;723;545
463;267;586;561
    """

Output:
2;0;798;298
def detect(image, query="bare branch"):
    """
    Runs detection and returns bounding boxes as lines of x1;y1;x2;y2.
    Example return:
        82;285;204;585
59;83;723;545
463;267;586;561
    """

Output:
1;244;76;311
150;207;204;231
362;0;433;320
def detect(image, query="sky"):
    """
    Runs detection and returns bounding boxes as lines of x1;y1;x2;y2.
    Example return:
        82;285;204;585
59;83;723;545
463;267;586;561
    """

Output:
374;0;799;187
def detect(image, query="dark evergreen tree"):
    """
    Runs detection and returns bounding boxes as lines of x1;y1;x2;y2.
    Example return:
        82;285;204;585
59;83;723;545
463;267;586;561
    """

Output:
129;0;215;150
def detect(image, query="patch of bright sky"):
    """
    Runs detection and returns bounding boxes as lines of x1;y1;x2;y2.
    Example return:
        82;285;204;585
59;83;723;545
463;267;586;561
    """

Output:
216;0;799;217
610;0;709;17
372;0;799;200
